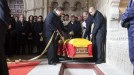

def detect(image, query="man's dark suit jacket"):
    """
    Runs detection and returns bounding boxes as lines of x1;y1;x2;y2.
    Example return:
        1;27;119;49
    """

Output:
0;0;10;75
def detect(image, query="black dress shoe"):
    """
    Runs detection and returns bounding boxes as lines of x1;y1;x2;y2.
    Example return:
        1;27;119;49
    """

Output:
48;63;57;65
55;61;61;63
95;62;102;64
95;60;102;64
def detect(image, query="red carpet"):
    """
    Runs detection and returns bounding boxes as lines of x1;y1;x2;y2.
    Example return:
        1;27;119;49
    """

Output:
8;61;40;75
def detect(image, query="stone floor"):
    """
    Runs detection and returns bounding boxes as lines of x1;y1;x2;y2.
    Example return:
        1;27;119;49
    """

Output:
97;64;126;75
26;59;126;75
8;56;126;75
27;59;62;75
64;69;96;75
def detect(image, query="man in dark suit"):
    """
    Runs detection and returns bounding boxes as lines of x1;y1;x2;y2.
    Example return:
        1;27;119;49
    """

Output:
66;15;82;38
83;11;93;40
43;7;66;65
89;7;106;64
0;0;10;75
83;11;98;62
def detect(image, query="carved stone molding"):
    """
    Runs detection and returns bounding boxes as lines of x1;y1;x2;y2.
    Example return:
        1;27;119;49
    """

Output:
23;0;26;10
109;0;120;20
70;6;76;11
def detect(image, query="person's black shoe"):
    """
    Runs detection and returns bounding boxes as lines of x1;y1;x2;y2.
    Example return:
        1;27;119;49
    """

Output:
48;63;57;65
55;61;61;63
95;61;102;64
95;60;102;64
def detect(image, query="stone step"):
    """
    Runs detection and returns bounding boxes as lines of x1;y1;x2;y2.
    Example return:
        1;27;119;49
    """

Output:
64;69;96;75
27;59;62;75
97;63;126;75
27;60;126;75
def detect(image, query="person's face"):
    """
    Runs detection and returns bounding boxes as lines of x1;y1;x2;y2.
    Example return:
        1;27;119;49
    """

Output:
34;17;37;21
78;16;82;21
56;10;64;17
38;17;43;22
83;13;88;21
65;16;69;21
30;16;33;21
60;11;64;16
19;15;24;21
61;14;65;21
71;17;76;22
11;15;14;17
15;17;18;21
89;9;95;16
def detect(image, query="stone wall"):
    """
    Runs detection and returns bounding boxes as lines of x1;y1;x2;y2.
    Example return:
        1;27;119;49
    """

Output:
8;0;24;16
47;0;93;17
23;0;93;20
23;0;48;19
93;0;133;75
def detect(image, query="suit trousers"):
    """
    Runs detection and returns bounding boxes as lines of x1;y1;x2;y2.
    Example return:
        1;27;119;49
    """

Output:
45;35;59;64
95;32;106;62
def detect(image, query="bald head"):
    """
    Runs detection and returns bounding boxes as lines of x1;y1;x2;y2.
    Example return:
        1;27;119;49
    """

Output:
89;7;96;16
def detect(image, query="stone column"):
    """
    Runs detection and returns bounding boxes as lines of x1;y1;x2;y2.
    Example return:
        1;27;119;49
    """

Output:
25;0;35;19
92;0;133;74
33;0;36;15
108;0;120;30
23;0;27;17
43;0;48;18
106;0;133;75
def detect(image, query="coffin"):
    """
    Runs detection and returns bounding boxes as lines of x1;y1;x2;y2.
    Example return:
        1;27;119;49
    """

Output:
58;38;93;58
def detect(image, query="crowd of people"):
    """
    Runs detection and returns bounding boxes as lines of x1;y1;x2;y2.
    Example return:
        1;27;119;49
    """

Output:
5;11;87;57
5;7;107;65
5;15;44;56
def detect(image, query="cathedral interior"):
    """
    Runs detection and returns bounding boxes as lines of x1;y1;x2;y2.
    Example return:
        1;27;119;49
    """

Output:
6;0;133;75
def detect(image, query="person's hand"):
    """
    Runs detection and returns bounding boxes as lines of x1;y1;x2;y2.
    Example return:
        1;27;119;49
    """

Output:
69;31;74;35
121;21;125;27
90;34;92;40
22;33;25;35
29;33;32;36
8;25;12;29
56;30;58;33
58;40;63;44
61;37;64;42
39;33;42;36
